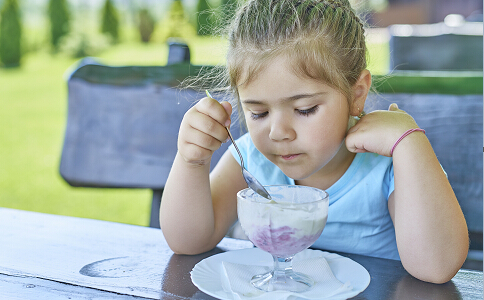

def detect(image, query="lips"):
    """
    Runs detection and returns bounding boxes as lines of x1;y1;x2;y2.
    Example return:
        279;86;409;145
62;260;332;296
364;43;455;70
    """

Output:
280;154;300;160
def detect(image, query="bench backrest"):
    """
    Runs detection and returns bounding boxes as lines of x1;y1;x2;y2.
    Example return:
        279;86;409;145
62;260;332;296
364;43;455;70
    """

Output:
389;23;483;71
60;63;244;189
369;72;483;249
61;61;482;245
368;93;482;235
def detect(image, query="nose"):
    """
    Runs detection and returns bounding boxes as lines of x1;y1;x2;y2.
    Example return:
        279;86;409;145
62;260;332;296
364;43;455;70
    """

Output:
269;114;296;141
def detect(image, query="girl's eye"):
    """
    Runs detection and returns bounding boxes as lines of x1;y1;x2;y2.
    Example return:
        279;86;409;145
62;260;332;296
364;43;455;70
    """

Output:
250;111;268;120
296;105;319;116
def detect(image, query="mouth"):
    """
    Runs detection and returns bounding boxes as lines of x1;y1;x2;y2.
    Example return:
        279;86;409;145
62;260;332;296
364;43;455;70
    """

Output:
280;154;301;160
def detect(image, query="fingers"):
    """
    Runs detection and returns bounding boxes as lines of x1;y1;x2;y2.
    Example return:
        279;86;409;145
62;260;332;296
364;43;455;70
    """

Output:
389;103;399;111
189;103;230;143
178;97;232;165
219;101;233;126
346;107;419;157
345;127;370;154
197;97;232;126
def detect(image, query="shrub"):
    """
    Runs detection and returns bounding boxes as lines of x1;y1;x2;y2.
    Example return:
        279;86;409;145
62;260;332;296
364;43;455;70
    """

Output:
48;0;70;51
138;9;155;43
0;0;22;67
100;0;120;43
59;31;110;58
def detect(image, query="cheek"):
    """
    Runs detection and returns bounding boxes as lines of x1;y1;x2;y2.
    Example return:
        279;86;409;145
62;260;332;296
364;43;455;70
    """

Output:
315;112;349;137
246;121;266;145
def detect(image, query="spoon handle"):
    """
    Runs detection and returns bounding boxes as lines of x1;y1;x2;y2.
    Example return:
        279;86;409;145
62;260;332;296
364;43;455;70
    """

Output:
225;127;245;169
205;90;245;169
205;90;244;169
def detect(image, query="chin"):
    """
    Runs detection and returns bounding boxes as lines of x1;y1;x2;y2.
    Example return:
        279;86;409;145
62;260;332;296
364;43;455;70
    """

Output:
278;167;316;182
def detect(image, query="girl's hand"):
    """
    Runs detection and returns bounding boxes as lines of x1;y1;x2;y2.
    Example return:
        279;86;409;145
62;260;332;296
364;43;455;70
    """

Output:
178;97;232;166
346;103;420;157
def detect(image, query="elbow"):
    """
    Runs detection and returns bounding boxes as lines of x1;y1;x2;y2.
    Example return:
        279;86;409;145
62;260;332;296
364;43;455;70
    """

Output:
402;244;469;284
403;261;460;284
168;235;217;255
414;268;459;284
161;227;218;256
164;237;212;255
169;246;205;256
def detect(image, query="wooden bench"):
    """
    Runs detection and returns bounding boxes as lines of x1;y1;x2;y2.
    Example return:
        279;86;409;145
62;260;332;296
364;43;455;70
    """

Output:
60;45;482;269
389;23;483;71
368;71;483;270
59;44;244;228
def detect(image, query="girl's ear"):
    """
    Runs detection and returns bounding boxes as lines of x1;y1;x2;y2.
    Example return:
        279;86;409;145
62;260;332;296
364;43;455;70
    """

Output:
349;69;372;116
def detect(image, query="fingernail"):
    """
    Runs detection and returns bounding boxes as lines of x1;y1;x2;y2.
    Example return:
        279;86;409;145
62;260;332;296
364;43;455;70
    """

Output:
225;119;231;127
224;137;230;143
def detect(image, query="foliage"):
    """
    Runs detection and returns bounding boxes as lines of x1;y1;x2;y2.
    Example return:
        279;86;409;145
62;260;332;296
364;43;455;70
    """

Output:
155;0;195;42
59;31;110;58
196;0;213;36
0;0;22;67
138;8;155;43
48;0;70;51
100;0;120;43
220;0;238;26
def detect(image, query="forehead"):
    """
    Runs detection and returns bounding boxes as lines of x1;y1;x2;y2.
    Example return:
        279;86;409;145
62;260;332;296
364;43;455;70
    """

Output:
237;53;315;86
237;56;337;102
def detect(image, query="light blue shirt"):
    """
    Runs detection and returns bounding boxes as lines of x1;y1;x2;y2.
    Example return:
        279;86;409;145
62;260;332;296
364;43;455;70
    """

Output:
229;133;400;260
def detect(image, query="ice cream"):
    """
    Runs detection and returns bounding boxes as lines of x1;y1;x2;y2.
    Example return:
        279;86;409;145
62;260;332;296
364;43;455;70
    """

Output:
237;186;328;258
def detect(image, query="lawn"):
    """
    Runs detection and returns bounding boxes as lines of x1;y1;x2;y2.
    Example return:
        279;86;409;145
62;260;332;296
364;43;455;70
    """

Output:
0;34;388;226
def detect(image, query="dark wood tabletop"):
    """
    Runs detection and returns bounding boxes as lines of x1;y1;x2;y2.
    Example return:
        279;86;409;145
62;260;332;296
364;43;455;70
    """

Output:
0;208;481;299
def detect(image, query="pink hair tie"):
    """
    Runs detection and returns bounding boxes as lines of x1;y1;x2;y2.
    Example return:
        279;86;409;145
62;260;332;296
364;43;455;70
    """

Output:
390;128;426;156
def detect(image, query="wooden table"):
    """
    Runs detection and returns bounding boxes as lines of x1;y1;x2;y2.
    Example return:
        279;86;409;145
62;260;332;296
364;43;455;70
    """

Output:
0;208;481;299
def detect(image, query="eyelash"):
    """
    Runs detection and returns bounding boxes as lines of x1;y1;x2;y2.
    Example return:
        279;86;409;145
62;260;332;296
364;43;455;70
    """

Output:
250;112;268;120
249;105;319;120
297;105;319;116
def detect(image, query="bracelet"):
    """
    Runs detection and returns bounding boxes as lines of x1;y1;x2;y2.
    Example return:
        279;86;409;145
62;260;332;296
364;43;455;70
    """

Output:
390;128;426;156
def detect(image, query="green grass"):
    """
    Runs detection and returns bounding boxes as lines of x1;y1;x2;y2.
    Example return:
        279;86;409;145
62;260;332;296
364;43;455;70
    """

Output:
0;36;388;226
0;50;153;226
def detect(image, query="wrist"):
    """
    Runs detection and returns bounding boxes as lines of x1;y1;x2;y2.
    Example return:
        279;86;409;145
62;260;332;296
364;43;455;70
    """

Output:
391;128;426;156
177;152;212;170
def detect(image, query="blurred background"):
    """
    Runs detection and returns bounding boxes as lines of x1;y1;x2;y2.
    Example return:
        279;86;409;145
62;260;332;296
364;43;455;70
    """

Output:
0;0;482;227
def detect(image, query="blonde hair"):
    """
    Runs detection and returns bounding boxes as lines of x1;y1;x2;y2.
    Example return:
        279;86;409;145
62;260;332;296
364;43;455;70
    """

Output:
188;0;368;123
229;0;367;97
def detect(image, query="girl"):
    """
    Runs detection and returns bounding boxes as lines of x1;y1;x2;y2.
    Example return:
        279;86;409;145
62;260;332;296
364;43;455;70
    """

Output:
160;0;469;284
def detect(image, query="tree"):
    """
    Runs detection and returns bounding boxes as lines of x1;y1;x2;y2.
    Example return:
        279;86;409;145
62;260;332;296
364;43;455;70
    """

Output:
160;0;195;41
48;0;70;51
196;0;212;36
101;0;120;43
0;0;22;67
138;8;155;43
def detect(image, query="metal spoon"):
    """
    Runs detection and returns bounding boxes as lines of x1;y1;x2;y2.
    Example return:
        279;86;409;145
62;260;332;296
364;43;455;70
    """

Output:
205;90;272;200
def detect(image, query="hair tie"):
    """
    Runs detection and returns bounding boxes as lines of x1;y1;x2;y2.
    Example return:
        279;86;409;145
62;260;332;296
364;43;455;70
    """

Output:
390;128;426;156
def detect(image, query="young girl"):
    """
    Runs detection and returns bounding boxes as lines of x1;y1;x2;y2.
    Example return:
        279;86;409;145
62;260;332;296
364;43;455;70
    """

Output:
160;0;469;284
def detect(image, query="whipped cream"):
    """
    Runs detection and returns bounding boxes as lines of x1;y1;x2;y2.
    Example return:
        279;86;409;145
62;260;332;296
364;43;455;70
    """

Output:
238;190;328;257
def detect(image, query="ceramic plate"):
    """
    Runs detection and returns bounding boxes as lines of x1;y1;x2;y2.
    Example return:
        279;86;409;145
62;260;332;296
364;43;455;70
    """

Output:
191;248;370;300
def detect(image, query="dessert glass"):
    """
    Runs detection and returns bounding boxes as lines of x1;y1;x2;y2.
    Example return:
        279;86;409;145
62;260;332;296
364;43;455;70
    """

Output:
237;185;329;292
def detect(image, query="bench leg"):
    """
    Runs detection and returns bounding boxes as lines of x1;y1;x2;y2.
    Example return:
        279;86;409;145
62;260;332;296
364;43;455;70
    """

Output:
149;189;163;228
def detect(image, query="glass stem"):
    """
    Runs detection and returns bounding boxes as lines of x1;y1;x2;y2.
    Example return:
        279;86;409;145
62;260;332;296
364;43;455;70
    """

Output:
272;255;294;282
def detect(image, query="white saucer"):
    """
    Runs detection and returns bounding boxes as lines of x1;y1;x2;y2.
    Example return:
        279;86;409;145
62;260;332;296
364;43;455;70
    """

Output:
191;248;370;300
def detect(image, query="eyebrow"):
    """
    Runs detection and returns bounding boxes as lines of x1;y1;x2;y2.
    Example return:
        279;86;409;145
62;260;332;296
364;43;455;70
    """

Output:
241;92;327;105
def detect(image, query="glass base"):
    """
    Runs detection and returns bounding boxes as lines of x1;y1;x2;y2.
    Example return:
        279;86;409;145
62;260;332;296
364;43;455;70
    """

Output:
250;270;314;292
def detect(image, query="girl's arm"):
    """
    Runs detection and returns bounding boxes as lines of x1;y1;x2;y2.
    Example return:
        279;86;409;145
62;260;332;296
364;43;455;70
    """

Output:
160;97;247;255
346;104;468;284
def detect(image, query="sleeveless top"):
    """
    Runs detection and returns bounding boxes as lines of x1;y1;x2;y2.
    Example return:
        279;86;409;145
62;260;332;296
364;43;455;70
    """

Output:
229;133;400;260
